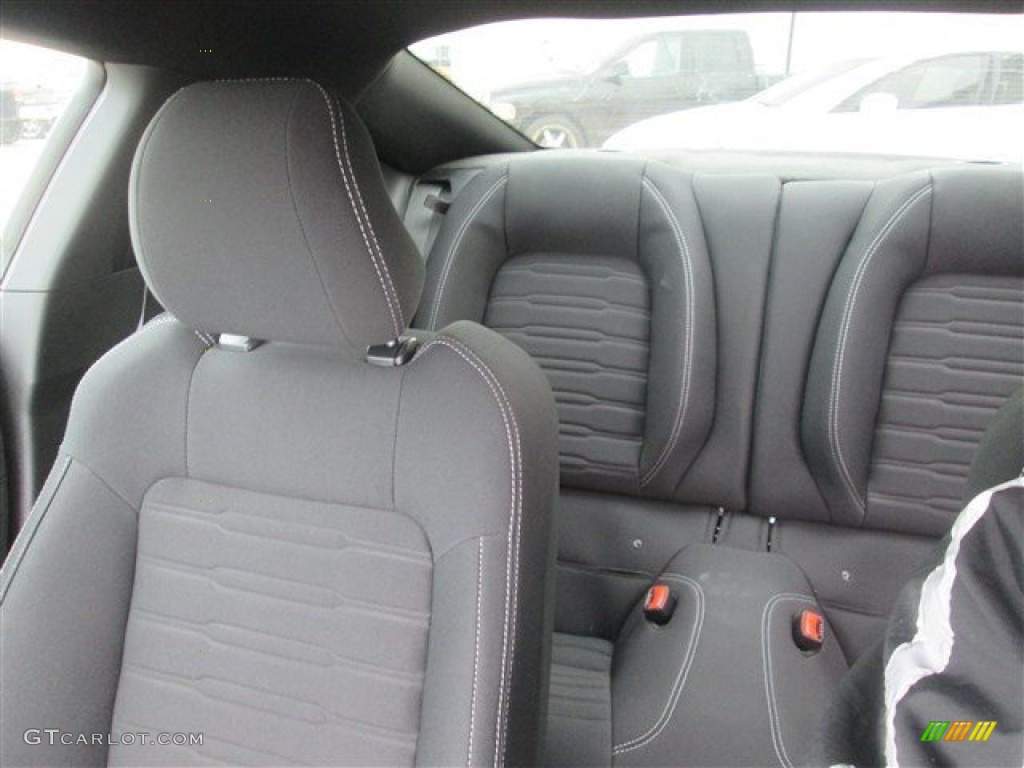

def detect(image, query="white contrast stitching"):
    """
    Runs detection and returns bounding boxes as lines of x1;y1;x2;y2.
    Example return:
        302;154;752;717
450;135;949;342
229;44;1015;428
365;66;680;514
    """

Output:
828;186;932;517
761;593;817;768
427;175;508;330
331;87;404;333
639;178;695;488
467;537;484;766
613;573;705;754
310;82;403;337
415;336;522;767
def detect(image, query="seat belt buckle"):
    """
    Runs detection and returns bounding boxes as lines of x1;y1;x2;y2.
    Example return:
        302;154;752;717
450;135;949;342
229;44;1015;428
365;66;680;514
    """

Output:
793;608;825;651
643;583;677;626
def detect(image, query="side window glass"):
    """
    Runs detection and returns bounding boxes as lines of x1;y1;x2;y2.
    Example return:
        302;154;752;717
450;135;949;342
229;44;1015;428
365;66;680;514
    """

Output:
621;41;661;79
686;35;740;73
834;61;928;112
0;40;87;234
834;54;988;112
909;54;986;108
991;53;1023;105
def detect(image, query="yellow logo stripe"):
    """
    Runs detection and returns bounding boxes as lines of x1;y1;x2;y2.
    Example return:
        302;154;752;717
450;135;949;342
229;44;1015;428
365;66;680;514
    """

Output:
969;721;997;742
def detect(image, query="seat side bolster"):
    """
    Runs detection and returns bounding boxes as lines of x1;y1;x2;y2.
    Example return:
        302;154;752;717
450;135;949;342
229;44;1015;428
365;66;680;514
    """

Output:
60;318;205;508
0;320;201;766
658;171;781;508
398;320;558;767
416;164;511;331
0;459;139;766
635;169;717;497
927;166;1024;277
803;175;933;527
749;178;875;523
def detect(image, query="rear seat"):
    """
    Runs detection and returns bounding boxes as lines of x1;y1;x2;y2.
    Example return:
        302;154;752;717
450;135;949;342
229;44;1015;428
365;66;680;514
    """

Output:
412;154;1023;766
751;167;1024;655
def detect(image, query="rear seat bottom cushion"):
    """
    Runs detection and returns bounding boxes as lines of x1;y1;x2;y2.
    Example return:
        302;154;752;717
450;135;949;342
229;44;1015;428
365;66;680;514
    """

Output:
546;544;849;767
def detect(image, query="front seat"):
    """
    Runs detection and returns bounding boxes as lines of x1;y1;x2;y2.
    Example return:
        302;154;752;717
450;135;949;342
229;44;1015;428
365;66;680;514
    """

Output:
0;80;558;767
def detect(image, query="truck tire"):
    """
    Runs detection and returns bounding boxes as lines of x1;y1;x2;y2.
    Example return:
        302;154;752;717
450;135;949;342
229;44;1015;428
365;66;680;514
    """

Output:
525;115;584;149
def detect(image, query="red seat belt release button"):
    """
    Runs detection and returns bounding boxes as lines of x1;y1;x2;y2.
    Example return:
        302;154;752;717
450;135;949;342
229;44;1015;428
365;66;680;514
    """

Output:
643;583;677;626
793;608;825;651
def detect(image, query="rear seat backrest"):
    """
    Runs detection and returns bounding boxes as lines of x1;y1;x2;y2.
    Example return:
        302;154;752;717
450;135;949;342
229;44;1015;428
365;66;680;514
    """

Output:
754;167;1024;536
418;154;719;500
418;153;781;509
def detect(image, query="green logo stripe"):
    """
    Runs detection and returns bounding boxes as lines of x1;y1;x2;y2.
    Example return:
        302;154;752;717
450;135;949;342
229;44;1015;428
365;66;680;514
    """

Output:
921;721;950;742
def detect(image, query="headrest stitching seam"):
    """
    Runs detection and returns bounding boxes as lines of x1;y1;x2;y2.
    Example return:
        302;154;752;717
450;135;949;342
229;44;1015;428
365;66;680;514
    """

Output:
312;82;404;337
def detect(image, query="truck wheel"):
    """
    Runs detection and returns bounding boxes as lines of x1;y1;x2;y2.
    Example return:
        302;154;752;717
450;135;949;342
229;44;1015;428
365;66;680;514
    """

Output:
526;116;583;149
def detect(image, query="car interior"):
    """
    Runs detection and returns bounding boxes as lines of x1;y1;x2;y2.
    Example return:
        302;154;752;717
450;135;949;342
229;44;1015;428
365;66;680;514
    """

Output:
0;1;1021;767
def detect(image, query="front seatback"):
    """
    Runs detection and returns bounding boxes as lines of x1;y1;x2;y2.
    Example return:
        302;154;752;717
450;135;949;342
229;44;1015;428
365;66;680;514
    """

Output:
0;80;559;767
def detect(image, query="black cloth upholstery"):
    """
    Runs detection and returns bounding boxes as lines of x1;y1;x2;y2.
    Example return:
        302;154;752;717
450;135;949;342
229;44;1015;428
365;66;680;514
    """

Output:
131;79;424;352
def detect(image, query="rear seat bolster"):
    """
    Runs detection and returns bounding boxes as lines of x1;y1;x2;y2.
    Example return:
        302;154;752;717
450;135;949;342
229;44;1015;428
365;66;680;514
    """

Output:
664;173;779;509
418;163;510;330
750;179;874;523
635;165;717;497
926;166;1024;275
803;167;1023;536
803;173;934;527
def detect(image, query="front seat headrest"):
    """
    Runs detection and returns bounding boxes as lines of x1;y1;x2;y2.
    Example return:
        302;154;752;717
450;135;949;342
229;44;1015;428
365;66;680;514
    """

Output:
130;79;423;352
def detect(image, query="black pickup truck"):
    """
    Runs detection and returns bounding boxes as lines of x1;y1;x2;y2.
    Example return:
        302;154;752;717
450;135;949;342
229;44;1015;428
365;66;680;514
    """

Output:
488;29;764;147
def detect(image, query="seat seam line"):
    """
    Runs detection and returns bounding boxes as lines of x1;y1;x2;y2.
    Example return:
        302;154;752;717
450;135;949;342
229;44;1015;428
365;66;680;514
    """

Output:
612;573;705;754
414;336;523;766
311;82;403;336
639;178;695;488
761;593;817;768
468;536;484;766
428;175;508;329
828;185;932;520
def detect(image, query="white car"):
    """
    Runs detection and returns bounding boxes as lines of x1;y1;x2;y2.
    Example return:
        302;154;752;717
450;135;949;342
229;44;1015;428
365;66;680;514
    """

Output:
604;51;1024;162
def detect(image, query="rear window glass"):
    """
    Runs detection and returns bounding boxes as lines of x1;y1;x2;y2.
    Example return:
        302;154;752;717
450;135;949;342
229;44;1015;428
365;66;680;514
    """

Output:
410;12;1024;162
